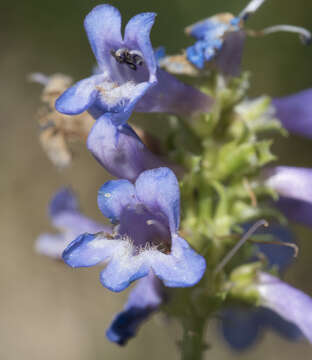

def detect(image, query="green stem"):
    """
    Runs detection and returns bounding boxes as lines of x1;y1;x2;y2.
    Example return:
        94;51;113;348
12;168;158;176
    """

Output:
180;317;207;360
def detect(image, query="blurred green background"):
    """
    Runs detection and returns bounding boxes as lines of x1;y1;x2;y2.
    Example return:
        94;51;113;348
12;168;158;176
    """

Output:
1;0;312;359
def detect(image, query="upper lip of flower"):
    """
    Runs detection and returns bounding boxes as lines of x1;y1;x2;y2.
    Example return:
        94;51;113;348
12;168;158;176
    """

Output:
55;4;157;121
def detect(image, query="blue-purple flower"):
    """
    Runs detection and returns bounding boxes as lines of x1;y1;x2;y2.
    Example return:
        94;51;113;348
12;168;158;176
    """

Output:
185;0;311;75
264;166;312;227
86;114;164;182
62;167;206;292
220;225;302;350
257;272;312;343
106;273;164;345
36;187;111;259
55;4;213;125
273;89;312;138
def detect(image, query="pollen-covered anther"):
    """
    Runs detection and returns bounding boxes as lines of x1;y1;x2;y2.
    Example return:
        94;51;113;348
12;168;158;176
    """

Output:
96;81;137;108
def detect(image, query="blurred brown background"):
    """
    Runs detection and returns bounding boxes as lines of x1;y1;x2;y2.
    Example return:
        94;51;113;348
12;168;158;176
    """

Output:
1;0;312;359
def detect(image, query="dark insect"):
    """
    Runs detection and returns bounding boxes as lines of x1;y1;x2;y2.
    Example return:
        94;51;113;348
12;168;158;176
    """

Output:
110;48;144;70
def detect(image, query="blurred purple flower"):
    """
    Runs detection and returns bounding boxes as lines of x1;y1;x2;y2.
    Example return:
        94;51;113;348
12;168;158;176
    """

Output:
257;272;312;343
55;4;212;125
62;167;206;292
106;273;164;345
264;166;312;226
186;0;311;75
273;89;312;138
87;114;164;182
220;224;301;350
36;187;111;259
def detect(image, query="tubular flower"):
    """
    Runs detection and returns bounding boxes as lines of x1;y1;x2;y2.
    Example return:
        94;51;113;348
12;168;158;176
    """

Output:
257;272;312;343
220;225;301;350
273;89;312;138
106;273;164;345
55;4;213;124
36;188;111;259
264;166;312;226
86;114;164;182
185;0;311;75
62;167;206;292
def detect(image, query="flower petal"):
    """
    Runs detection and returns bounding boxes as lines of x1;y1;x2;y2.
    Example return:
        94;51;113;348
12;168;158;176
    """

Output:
48;187;79;218
63;233;118;267
106;273;164;345
84;4;122;67
220;308;261;350
265;166;312;203
52;212;110;236
100;246;150;292
261;308;302;340
87;115;163;182
97;178;137;224
135;69;214;116
124;12;157;81
273;89;312;138
35;233;68;259
258;272;312;342
215;30;246;76
135;167;180;232
55;74;106;115
277;197;312;227
150;235;206;287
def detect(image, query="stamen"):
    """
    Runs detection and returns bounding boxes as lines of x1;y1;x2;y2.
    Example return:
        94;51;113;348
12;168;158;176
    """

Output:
247;25;312;45
214;219;268;275
239;0;267;21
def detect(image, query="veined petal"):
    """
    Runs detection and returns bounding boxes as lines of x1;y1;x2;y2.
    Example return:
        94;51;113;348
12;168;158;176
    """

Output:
135;167;180;233
106;273;164;345
48;187;79;218
100;246;150;292
136;69;214;116
149;235;206;287
87;115;163;182
124;12;157;81
265;166;312;203
84;4;122;67
97;178;137;224
258;272;312;342
273;89;312;138
55;74;106;115
63;232;120;268
36;233;68;259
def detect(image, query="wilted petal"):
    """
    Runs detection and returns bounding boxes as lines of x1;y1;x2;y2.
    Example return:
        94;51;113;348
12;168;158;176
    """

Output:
55;74;106;115
150;235;206;287
87;115;163;182
258;272;312;342
124;12;157;80
265;166;312;203
106;273;164;345
135;167;180;233
84;4;122;67
63;233;121;268
273;89;312;138
97;179;137;223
